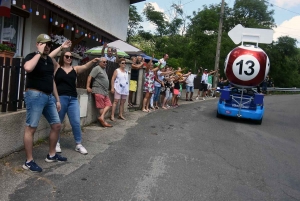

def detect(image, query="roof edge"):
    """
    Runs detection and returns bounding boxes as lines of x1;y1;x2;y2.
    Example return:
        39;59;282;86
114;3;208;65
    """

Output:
130;0;145;4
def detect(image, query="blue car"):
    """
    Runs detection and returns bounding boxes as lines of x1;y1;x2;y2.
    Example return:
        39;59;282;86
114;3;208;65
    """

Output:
217;87;264;124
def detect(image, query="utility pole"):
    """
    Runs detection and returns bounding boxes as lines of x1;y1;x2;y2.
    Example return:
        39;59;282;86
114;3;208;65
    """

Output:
213;0;225;88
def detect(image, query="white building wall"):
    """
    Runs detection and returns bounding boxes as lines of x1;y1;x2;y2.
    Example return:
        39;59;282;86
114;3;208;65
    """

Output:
48;0;130;41
23;14;49;56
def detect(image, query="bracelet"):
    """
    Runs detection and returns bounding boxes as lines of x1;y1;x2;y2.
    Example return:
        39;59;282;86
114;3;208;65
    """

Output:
60;46;63;51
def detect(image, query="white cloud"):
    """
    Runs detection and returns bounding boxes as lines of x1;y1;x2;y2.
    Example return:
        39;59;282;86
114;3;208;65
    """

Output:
273;16;300;44
273;0;300;8
141;2;170;32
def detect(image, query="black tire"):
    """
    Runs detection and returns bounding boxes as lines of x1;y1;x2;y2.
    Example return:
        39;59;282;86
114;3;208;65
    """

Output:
254;118;263;125
216;110;221;118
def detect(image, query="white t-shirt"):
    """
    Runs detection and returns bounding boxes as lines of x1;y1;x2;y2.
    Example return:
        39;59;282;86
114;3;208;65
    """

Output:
154;70;164;87
201;73;208;84
159;58;166;68
186;74;197;86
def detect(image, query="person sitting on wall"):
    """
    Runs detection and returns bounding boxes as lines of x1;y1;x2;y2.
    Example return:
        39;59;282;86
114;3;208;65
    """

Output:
86;57;113;128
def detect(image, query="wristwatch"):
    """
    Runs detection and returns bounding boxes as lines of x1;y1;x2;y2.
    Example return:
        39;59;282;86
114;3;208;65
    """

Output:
36;51;43;56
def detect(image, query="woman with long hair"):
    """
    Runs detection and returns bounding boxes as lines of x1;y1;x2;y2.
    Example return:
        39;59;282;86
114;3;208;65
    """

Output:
142;54;161;112
54;51;100;154
110;58;129;121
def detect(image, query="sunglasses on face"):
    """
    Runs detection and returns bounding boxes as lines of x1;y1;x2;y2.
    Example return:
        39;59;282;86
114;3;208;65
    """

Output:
41;42;52;47
120;62;126;64
64;55;73;59
101;61;107;63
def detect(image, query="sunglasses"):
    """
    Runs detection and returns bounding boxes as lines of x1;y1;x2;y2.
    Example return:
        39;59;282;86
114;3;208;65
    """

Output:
41;42;52;47
120;62;126;64
64;55;73;59
102;61;107;63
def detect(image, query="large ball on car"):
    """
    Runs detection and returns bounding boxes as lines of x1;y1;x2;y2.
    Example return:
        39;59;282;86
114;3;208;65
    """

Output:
224;45;270;88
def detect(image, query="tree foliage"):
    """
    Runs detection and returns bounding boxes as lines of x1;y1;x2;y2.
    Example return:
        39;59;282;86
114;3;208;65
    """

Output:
127;1;300;87
127;5;143;43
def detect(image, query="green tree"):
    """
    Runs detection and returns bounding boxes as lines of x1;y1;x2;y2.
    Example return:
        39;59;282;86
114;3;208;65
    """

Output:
231;0;276;29
127;5;143;43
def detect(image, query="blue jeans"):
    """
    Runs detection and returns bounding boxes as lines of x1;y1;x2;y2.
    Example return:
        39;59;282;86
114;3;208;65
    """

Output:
24;90;60;127
153;86;161;102
186;86;194;93
58;96;82;144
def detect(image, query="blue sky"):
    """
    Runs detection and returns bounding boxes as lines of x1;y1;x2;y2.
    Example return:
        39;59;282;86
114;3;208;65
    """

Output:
134;0;300;44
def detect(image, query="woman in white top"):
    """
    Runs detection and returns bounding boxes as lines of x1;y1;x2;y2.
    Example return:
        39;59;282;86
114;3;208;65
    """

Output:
110;58;129;120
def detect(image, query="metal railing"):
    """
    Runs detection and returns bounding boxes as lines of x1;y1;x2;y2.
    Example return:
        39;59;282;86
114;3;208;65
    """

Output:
0;57;119;113
267;87;300;93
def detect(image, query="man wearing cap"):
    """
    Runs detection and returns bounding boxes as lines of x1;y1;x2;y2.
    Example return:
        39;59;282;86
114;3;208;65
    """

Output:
198;68;218;100
22;34;71;172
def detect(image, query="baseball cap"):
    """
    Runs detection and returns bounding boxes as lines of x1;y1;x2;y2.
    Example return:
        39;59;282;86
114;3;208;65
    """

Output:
204;69;208;71
36;34;51;43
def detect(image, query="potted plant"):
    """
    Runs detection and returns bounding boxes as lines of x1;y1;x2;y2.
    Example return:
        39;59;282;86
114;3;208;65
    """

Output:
0;43;15;65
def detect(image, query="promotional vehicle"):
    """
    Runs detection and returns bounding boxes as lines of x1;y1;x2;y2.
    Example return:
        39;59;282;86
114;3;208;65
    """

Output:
216;24;273;125
217;87;264;124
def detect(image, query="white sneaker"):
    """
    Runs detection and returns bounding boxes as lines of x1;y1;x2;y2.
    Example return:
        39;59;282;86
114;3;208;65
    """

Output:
202;97;205;100
196;96;199;100
56;142;62;153
75;144;88;155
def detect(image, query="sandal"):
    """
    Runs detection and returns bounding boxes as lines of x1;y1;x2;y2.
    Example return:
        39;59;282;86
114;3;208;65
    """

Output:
118;116;126;120
142;109;149;113
155;106;159;109
162;106;167;109
110;116;115;121
150;107;155;111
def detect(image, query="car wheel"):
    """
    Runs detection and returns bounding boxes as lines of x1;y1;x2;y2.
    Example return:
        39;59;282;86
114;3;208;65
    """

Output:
216;111;221;118
255;118;263;125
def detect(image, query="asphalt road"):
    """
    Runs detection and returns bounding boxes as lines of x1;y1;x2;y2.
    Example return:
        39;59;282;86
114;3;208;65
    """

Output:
1;94;300;201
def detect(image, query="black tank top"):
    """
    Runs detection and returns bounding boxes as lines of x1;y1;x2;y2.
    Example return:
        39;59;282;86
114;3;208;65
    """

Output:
54;67;78;97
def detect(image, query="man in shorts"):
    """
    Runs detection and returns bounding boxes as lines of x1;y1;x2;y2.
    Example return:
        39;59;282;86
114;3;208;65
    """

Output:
199;68;218;100
87;57;113;127
22;34;70;172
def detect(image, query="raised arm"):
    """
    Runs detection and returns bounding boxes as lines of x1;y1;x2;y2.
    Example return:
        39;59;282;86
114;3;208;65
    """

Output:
24;43;46;73
74;58;100;74
114;49;119;63
101;43;107;56
49;40;72;58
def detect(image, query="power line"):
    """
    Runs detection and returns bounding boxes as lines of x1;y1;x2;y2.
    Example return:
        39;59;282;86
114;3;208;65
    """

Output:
263;0;300;16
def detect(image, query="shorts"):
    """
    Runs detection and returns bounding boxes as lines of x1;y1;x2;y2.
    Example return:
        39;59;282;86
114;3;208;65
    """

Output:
199;83;208;91
173;89;180;95
114;91;127;100
186;86;194;93
129;80;137;92
24;90;60;127
94;93;112;109
207;83;212;90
